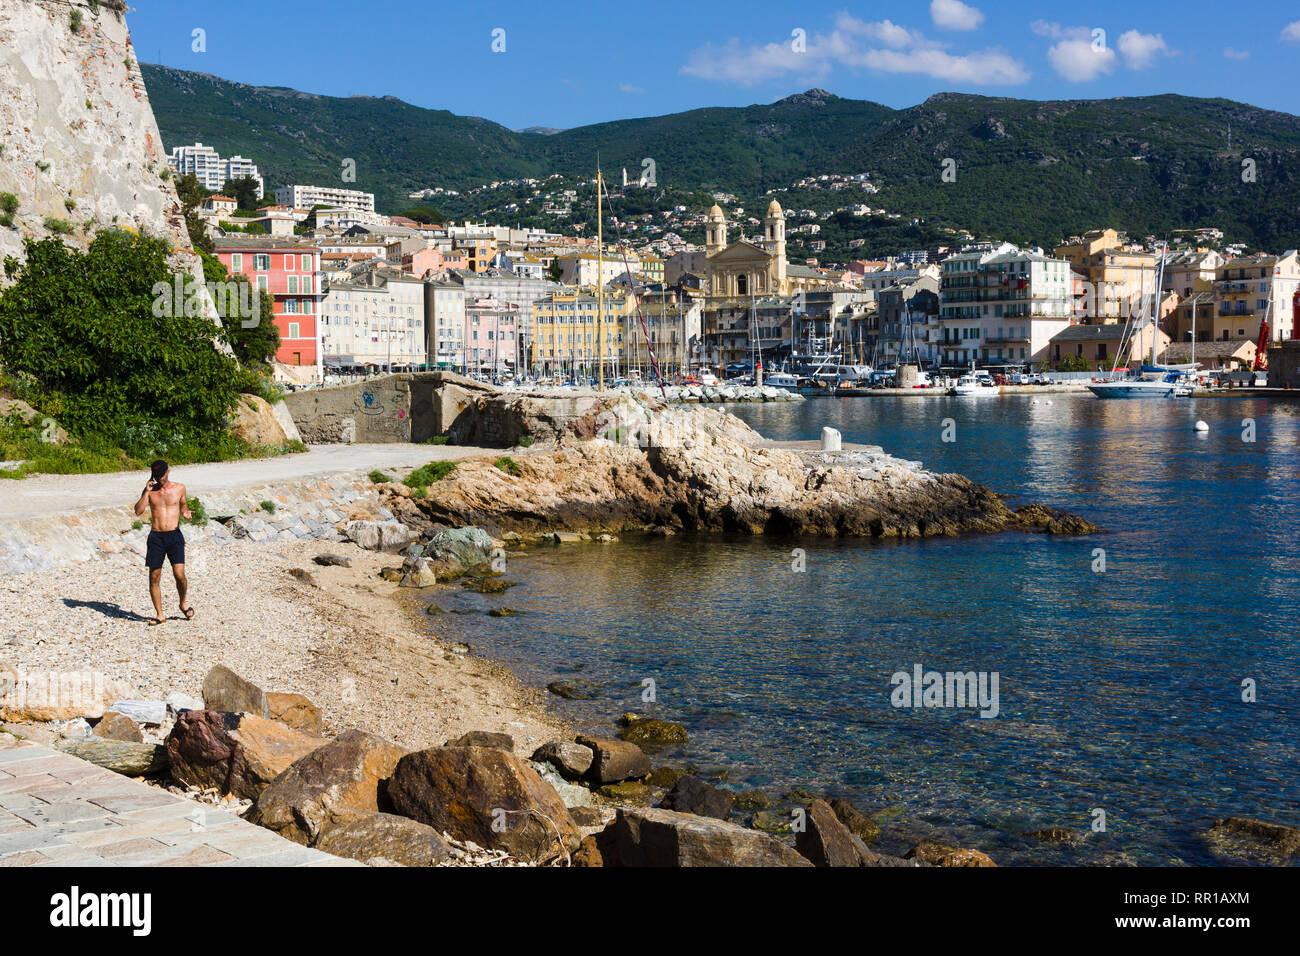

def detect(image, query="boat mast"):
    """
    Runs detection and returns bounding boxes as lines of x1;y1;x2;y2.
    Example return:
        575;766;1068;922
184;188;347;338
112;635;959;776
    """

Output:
597;166;604;391
1151;244;1166;368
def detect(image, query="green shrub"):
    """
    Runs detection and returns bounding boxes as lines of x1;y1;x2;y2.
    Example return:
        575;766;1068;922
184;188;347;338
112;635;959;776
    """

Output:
516;435;534;447
34;161;49;173
404;460;456;497
183;497;207;525
0;193;17;229
131;520;143;530
369;470;394;484
69;9;83;32
260;500;276;514
494;456;522;476
43;217;72;235
425;435;449;445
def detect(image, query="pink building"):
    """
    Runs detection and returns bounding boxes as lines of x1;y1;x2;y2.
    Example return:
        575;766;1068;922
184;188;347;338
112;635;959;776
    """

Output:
464;296;519;376
402;247;468;279
215;237;324;372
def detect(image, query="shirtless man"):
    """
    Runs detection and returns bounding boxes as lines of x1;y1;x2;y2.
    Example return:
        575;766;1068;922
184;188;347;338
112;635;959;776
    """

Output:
133;460;194;626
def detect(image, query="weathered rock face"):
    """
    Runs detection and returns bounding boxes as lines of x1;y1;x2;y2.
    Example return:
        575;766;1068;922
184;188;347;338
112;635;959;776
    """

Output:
576;735;651;785
265;692;323;737
165;710;324;800
0;665;135;722
1205;816;1300;860
312;810;452;867
905;841;997;867
201;665;268;718
343;520;415;553
54;738;167;776
246;729;408;845
827;797;881;845
617;716;689;751
612;807;812;867
387;746;581;863
659;775;734;820
796;799;863;867
445;730;514;751
92;711;144;743
403;397;1100;540
532;740;594;781
229;394;293;449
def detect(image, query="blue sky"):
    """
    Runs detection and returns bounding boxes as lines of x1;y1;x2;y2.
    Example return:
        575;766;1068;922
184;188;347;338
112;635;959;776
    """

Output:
130;0;1300;130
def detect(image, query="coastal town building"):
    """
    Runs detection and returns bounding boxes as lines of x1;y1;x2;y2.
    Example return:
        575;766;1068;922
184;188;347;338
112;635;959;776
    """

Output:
1055;229;1158;322
465;296;520;376
317;272;427;371
215;236;324;376
1213;251;1300;343
1047;323;1170;370
275;185;376;214
426;281;468;369
167;143;264;197
702;200;832;300
530;288;632;379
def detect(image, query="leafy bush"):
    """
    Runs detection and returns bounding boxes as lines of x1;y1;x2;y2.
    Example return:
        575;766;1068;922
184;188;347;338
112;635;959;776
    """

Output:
493;456;522;476
43;218;72;235
183;496;208;525
0;193;18;229
516;435;534;447
369;470;394;483
404;461;456;497
424;434;449;445
0;232;246;462
259;500;276;514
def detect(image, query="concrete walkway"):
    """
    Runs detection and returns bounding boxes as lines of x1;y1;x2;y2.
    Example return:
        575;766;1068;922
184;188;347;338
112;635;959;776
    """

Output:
0;443;523;522
0;736;357;867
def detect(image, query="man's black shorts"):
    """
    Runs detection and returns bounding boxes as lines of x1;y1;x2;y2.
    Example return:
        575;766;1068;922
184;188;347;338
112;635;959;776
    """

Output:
145;529;186;570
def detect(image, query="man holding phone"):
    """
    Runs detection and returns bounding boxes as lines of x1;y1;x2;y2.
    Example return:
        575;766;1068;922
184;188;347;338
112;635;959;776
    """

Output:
133;460;194;626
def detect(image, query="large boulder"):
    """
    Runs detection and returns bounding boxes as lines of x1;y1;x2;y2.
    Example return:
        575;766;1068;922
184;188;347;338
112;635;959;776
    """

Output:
616;715;688;751
265;692;324;737
0;664;134;722
313;810;452;867
165;710;325;800
54;739;167;776
796;799;862;867
531;740;594;781
827;796;881;845
426;527;495;570
92;711;144;743
342;520;414;553
201;665;268;717
576;734;650;785
659;775;734;820
229;393;291;448
612;807;812;867
1205;817;1300;860
387;746;580;863
246;729;409;845
445;730;514;751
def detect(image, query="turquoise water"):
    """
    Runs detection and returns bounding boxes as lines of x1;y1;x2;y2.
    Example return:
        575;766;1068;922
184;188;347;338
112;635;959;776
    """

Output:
428;393;1300;865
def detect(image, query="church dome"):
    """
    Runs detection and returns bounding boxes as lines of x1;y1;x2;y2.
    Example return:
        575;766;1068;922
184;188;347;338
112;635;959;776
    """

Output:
766;199;783;217
708;204;724;218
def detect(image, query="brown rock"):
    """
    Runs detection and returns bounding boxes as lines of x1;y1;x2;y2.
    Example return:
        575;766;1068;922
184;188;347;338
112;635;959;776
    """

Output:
387;746;580;863
200;665;268;718
531;740;594;780
827;796;881;844
1205;817;1300;858
313;810;452;867
572;833;606;867
53;739;167;777
613;806;812;867
905;841;996;867
616;716;688;751
445;730;514;751
265;692;323;736
229;393;290;448
659;775;734;820
796;799;862;867
165;710;324;800
246;729;409;845
576;734;650;785
0;665;134;722
92;711;144;743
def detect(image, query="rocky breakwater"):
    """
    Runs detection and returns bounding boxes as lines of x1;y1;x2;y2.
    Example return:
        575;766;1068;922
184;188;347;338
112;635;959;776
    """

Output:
387;392;1100;539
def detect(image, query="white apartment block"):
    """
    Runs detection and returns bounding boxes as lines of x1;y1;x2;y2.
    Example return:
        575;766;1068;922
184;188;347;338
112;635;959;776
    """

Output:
167;143;264;197
314;207;389;231
275;185;376;214
319;274;426;369
939;245;1073;366
427;281;468;369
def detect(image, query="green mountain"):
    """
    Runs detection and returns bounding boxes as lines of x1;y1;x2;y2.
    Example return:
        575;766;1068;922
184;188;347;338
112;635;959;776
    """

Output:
142;65;1300;251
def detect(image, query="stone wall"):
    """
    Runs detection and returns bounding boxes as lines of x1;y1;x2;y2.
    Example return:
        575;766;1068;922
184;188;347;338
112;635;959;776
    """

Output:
0;1;195;271
1267;342;1300;388
0;473;390;577
283;372;493;444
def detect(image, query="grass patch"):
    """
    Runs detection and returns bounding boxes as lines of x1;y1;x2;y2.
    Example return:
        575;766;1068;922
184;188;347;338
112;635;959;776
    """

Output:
517;435;534;447
404;460;456;497
131;520;143;530
0;193;17;229
425;435;450;445
259;500;276;514
182;497;207;526
43;217;73;235
494;456;522;476
369;469;394;484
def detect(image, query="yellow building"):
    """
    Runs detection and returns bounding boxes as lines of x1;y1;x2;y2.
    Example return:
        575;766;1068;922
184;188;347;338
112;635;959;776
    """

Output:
1055;229;1158;322
529;288;632;378
1213;251;1300;343
704;200;830;300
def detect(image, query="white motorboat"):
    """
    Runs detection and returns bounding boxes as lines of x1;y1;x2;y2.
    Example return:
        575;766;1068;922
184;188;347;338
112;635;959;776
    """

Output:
949;373;1000;396
766;371;801;390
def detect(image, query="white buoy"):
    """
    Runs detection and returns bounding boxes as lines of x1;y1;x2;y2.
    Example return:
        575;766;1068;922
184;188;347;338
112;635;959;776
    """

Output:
1031;399;1039;405
1195;420;1209;432
1045;400;1053;406
821;426;842;452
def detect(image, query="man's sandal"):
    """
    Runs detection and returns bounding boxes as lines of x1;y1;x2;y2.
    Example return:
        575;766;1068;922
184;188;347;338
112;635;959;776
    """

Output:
181;605;195;620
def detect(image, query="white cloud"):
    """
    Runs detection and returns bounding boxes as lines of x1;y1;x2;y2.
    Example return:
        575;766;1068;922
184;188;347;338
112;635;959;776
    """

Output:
931;0;985;32
1283;20;1300;43
1117;30;1171;69
618;83;645;95
1031;20;1066;39
1047;37;1117;82
681;14;1028;87
1223;47;1251;60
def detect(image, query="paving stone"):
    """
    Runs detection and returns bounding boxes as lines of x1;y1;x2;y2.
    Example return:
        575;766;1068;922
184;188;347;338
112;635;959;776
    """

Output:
11;800;110;826
0;850;48;866
96;836;167;858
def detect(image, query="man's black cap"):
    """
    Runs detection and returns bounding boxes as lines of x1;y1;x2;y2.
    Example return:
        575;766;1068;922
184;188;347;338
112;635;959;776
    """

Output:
150;460;169;481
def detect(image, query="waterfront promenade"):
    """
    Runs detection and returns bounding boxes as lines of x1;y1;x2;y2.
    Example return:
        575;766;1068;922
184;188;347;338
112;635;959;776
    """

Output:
0;735;357;867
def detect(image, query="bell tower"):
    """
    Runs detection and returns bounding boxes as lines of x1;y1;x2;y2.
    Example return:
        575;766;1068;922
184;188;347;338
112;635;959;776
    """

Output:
765;199;787;292
705;204;727;256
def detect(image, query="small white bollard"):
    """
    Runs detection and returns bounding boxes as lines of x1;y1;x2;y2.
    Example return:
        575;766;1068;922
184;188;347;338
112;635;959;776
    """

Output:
821;427;842;452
